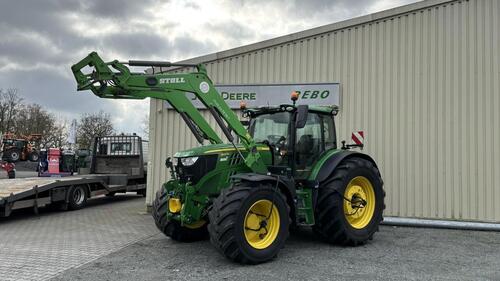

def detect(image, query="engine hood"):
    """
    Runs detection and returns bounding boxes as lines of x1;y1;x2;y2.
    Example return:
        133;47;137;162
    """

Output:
174;143;271;158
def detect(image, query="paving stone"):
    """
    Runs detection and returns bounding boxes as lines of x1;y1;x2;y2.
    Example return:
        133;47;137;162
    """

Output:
0;196;158;281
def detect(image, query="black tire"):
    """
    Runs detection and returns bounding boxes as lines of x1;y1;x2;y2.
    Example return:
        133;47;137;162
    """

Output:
6;149;20;162
208;183;290;264
68;185;88;210
29;151;39;162
152;188;208;242
8;170;15;179
313;157;385;246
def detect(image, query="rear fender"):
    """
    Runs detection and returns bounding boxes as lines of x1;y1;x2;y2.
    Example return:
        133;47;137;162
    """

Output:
314;151;379;183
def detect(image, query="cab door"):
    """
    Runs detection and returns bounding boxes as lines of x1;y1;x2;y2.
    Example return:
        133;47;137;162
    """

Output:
293;113;336;179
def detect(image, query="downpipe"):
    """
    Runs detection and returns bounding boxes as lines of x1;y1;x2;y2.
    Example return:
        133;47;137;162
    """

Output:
382;216;500;232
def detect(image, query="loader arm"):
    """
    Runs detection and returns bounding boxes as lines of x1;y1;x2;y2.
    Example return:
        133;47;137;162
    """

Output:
71;52;267;174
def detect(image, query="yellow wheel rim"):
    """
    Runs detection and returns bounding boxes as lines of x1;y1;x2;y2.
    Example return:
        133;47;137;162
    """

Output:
244;199;280;249
343;176;376;229
184;220;206;229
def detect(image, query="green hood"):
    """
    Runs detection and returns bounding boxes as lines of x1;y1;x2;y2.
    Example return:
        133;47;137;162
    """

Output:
174;143;270;158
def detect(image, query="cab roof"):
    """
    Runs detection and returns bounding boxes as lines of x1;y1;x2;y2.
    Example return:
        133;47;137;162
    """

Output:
245;104;338;116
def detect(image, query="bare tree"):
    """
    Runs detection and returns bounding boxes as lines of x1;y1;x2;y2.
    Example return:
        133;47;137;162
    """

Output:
77;111;115;149
12;103;63;148
0;88;23;134
44;119;68;148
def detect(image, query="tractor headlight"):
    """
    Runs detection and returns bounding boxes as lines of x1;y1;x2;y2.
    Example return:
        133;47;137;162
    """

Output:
180;156;199;167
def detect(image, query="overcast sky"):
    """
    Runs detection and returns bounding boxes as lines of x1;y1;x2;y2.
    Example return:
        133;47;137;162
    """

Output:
0;0;419;136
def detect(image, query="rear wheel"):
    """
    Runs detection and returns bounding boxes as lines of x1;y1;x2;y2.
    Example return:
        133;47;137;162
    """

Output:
29;151;39;162
313;157;385;245
208;183;290;264
152;188;208;242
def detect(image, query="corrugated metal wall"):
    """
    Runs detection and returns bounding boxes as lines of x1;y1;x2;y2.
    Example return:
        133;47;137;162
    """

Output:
147;0;500;222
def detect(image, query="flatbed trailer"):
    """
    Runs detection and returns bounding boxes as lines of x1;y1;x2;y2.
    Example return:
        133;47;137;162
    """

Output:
0;174;145;217
0;135;147;217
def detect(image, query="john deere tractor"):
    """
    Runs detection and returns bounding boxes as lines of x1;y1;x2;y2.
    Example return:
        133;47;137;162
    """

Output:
72;52;385;264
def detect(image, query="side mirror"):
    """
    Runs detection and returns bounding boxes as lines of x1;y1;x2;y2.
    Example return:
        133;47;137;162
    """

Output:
165;157;173;168
295;105;309;129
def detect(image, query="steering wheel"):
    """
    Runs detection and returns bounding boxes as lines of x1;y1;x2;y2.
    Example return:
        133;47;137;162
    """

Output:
267;135;284;145
267;135;287;153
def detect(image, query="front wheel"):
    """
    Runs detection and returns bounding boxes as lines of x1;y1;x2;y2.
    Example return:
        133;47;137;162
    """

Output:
208;183;290;264
6;149;20;162
152;189;208;242
313;157;385;245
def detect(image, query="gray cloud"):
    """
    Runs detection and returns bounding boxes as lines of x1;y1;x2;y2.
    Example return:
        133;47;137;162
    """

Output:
0;0;419;135
83;0;163;19
101;32;171;58
206;20;256;42
0;68;116;117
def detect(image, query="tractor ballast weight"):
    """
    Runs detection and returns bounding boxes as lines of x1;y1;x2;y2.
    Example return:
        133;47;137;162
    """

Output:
72;52;385;264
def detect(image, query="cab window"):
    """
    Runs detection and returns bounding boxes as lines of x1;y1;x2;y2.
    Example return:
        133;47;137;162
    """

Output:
295;113;335;177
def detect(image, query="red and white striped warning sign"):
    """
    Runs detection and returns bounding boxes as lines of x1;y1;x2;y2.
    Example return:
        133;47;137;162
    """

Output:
351;131;364;145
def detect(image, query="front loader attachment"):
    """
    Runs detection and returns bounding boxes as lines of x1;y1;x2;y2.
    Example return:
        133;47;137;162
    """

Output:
71;52;135;99
71;52;267;173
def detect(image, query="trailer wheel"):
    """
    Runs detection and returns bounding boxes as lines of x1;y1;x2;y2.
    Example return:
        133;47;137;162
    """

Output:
152;188;208;242
68;185;88;210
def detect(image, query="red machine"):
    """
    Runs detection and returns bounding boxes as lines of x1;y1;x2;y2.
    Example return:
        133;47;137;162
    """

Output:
0;161;15;179
48;148;61;174
38;148;75;177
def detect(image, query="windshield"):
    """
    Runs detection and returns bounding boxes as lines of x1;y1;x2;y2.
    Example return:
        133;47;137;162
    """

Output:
249;112;290;145
249;112;290;165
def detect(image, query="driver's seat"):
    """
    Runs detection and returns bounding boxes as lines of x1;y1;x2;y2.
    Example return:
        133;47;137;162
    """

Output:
296;134;313;169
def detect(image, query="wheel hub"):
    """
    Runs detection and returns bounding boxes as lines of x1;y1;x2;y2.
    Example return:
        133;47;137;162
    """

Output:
343;176;376;229
243;199;280;249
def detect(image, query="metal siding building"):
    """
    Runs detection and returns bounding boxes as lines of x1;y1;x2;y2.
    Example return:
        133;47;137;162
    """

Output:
147;0;500;222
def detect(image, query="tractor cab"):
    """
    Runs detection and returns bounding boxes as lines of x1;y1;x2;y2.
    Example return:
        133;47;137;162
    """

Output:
246;104;338;179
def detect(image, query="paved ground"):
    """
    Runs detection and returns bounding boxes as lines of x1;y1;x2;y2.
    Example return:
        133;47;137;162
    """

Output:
0;195;157;281
53;224;500;280
0;170;37;179
2;196;500;281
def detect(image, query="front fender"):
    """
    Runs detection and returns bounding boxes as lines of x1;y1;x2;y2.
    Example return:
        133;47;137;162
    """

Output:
230;173;296;199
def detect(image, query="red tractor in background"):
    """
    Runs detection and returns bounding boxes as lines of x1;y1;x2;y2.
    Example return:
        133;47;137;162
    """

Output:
1;133;41;162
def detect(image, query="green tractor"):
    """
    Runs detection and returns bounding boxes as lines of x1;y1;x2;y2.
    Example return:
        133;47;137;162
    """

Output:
71;52;385;264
